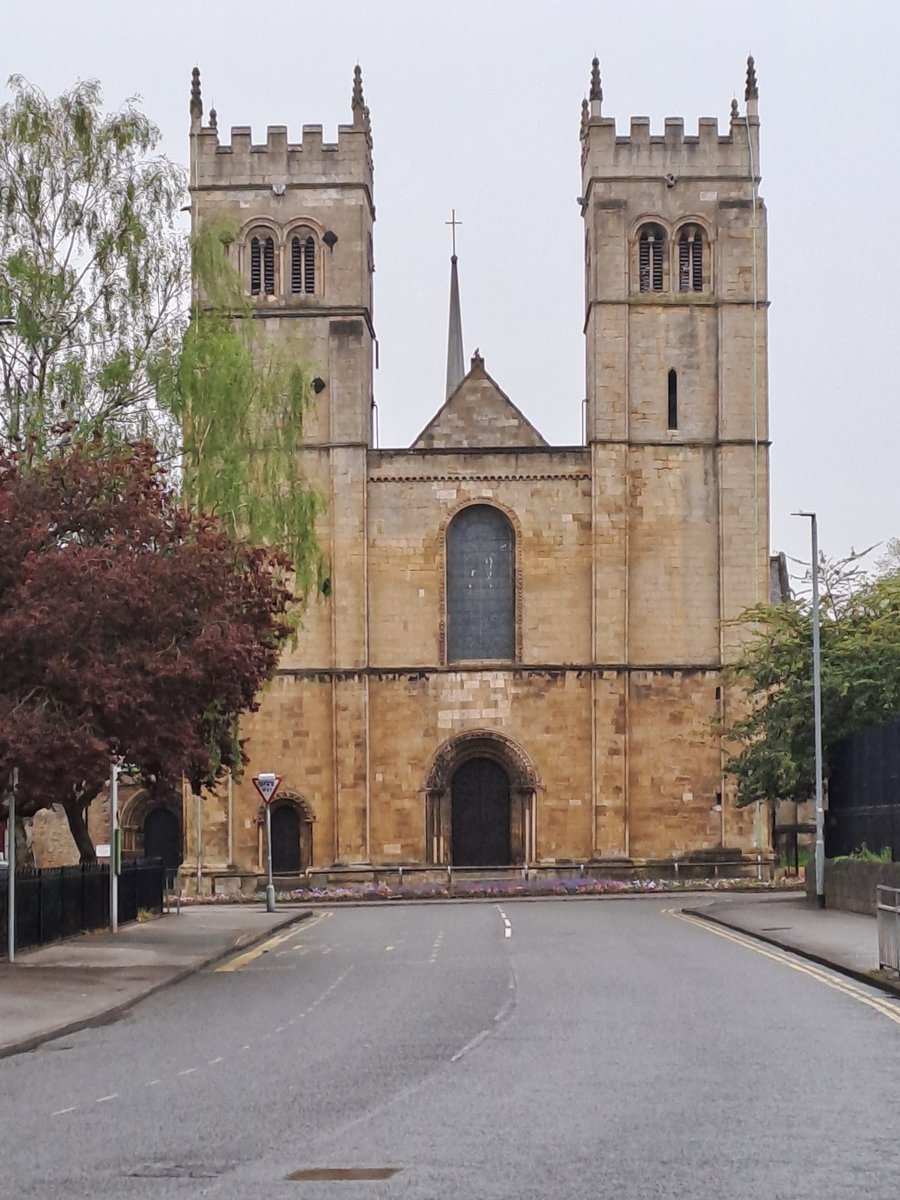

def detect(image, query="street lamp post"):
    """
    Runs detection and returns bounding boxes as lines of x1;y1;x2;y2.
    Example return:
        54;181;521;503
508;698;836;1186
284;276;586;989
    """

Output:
793;511;826;908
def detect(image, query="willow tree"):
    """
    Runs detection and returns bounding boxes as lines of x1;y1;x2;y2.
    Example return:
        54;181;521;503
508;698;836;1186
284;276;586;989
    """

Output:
0;76;185;457
157;221;323;590
0;75;322;585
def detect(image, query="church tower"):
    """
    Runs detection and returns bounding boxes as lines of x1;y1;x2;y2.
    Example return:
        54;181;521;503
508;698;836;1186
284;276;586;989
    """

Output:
580;57;769;855
188;64;375;448
188;66;377;864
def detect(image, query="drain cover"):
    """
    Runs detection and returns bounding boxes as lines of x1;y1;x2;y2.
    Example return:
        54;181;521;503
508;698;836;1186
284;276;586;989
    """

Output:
130;1164;220;1179
287;1168;401;1182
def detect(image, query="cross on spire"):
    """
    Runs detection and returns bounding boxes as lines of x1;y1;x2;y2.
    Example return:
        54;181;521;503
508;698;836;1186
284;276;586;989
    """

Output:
445;208;463;259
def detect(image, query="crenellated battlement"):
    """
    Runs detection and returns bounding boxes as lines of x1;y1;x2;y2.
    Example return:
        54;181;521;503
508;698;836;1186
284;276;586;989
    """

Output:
580;55;761;183
583;112;759;179
192;121;373;189
189;66;374;191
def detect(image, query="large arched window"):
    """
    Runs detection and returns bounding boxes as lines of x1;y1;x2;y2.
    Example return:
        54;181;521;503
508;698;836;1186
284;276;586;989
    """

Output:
290;232;317;294
249;233;276;296
638;223;666;293
678;225;705;292
446;505;515;662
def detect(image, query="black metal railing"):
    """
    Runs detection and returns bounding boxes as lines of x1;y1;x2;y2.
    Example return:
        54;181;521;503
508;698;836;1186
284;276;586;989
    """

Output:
0;858;164;956
828;720;900;860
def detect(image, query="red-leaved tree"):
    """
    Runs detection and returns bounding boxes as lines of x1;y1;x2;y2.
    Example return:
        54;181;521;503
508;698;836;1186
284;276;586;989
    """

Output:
0;440;291;859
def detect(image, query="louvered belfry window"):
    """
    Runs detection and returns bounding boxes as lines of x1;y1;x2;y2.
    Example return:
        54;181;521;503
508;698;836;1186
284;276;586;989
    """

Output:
678;226;704;292
250;234;276;296
638;225;665;292
291;234;317;294
250;236;262;295
262;237;275;294
447;505;515;662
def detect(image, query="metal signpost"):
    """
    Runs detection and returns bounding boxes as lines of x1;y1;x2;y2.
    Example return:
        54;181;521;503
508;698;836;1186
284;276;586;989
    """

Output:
6;768;18;962
252;773;282;913
110;760;120;933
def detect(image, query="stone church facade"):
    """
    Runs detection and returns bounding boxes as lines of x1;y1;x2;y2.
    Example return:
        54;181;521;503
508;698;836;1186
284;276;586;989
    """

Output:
27;57;770;878
175;56;772;880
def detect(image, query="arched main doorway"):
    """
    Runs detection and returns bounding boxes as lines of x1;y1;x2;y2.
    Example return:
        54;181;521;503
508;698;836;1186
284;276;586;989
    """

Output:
424;731;538;866
451;758;511;866
143;806;182;871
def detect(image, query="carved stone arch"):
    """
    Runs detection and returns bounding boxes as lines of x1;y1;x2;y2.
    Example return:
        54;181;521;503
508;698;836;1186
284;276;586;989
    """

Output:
425;730;538;793
283;214;326;240
255;790;317;824
629;214;673;242
424;730;539;866
238;215;283;243
438;499;524;664
672;214;714;243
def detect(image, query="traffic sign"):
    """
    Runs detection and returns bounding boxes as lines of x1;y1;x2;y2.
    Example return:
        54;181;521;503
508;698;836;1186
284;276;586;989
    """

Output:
252;772;282;806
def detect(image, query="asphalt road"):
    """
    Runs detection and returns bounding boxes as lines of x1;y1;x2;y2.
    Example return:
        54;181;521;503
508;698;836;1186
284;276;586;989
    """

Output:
1;897;899;1199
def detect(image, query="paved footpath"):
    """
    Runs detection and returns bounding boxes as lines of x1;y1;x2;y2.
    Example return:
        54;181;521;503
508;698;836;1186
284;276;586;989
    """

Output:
0;905;310;1057
683;891;897;992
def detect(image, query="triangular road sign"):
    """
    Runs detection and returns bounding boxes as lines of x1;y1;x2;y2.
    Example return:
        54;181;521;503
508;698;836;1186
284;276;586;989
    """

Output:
252;773;282;805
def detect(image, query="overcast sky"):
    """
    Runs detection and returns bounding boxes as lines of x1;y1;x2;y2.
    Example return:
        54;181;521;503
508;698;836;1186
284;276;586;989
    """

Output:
4;0;897;572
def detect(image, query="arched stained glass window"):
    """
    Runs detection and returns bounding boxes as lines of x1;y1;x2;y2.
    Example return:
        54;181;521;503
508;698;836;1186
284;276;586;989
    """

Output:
447;505;515;662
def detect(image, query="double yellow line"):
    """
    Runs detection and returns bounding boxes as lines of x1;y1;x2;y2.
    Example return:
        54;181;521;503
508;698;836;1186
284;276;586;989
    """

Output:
215;911;331;974
665;908;900;1029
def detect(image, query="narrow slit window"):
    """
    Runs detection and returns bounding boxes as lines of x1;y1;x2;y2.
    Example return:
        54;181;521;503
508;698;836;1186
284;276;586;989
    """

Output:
678;226;704;292
667;369;678;430
638;225;666;293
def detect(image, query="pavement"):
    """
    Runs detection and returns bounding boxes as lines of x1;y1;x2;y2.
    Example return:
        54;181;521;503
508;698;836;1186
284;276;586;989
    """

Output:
0;904;311;1058
2;896;899;1200
682;890;898;993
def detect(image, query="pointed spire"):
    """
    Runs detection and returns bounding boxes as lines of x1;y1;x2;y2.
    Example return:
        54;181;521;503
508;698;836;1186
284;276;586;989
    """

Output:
580;96;589;140
730;97;739;121
209;106;218;132
745;54;758;101
352;64;371;135
589;56;603;117
190;66;203;124
445;212;465;399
